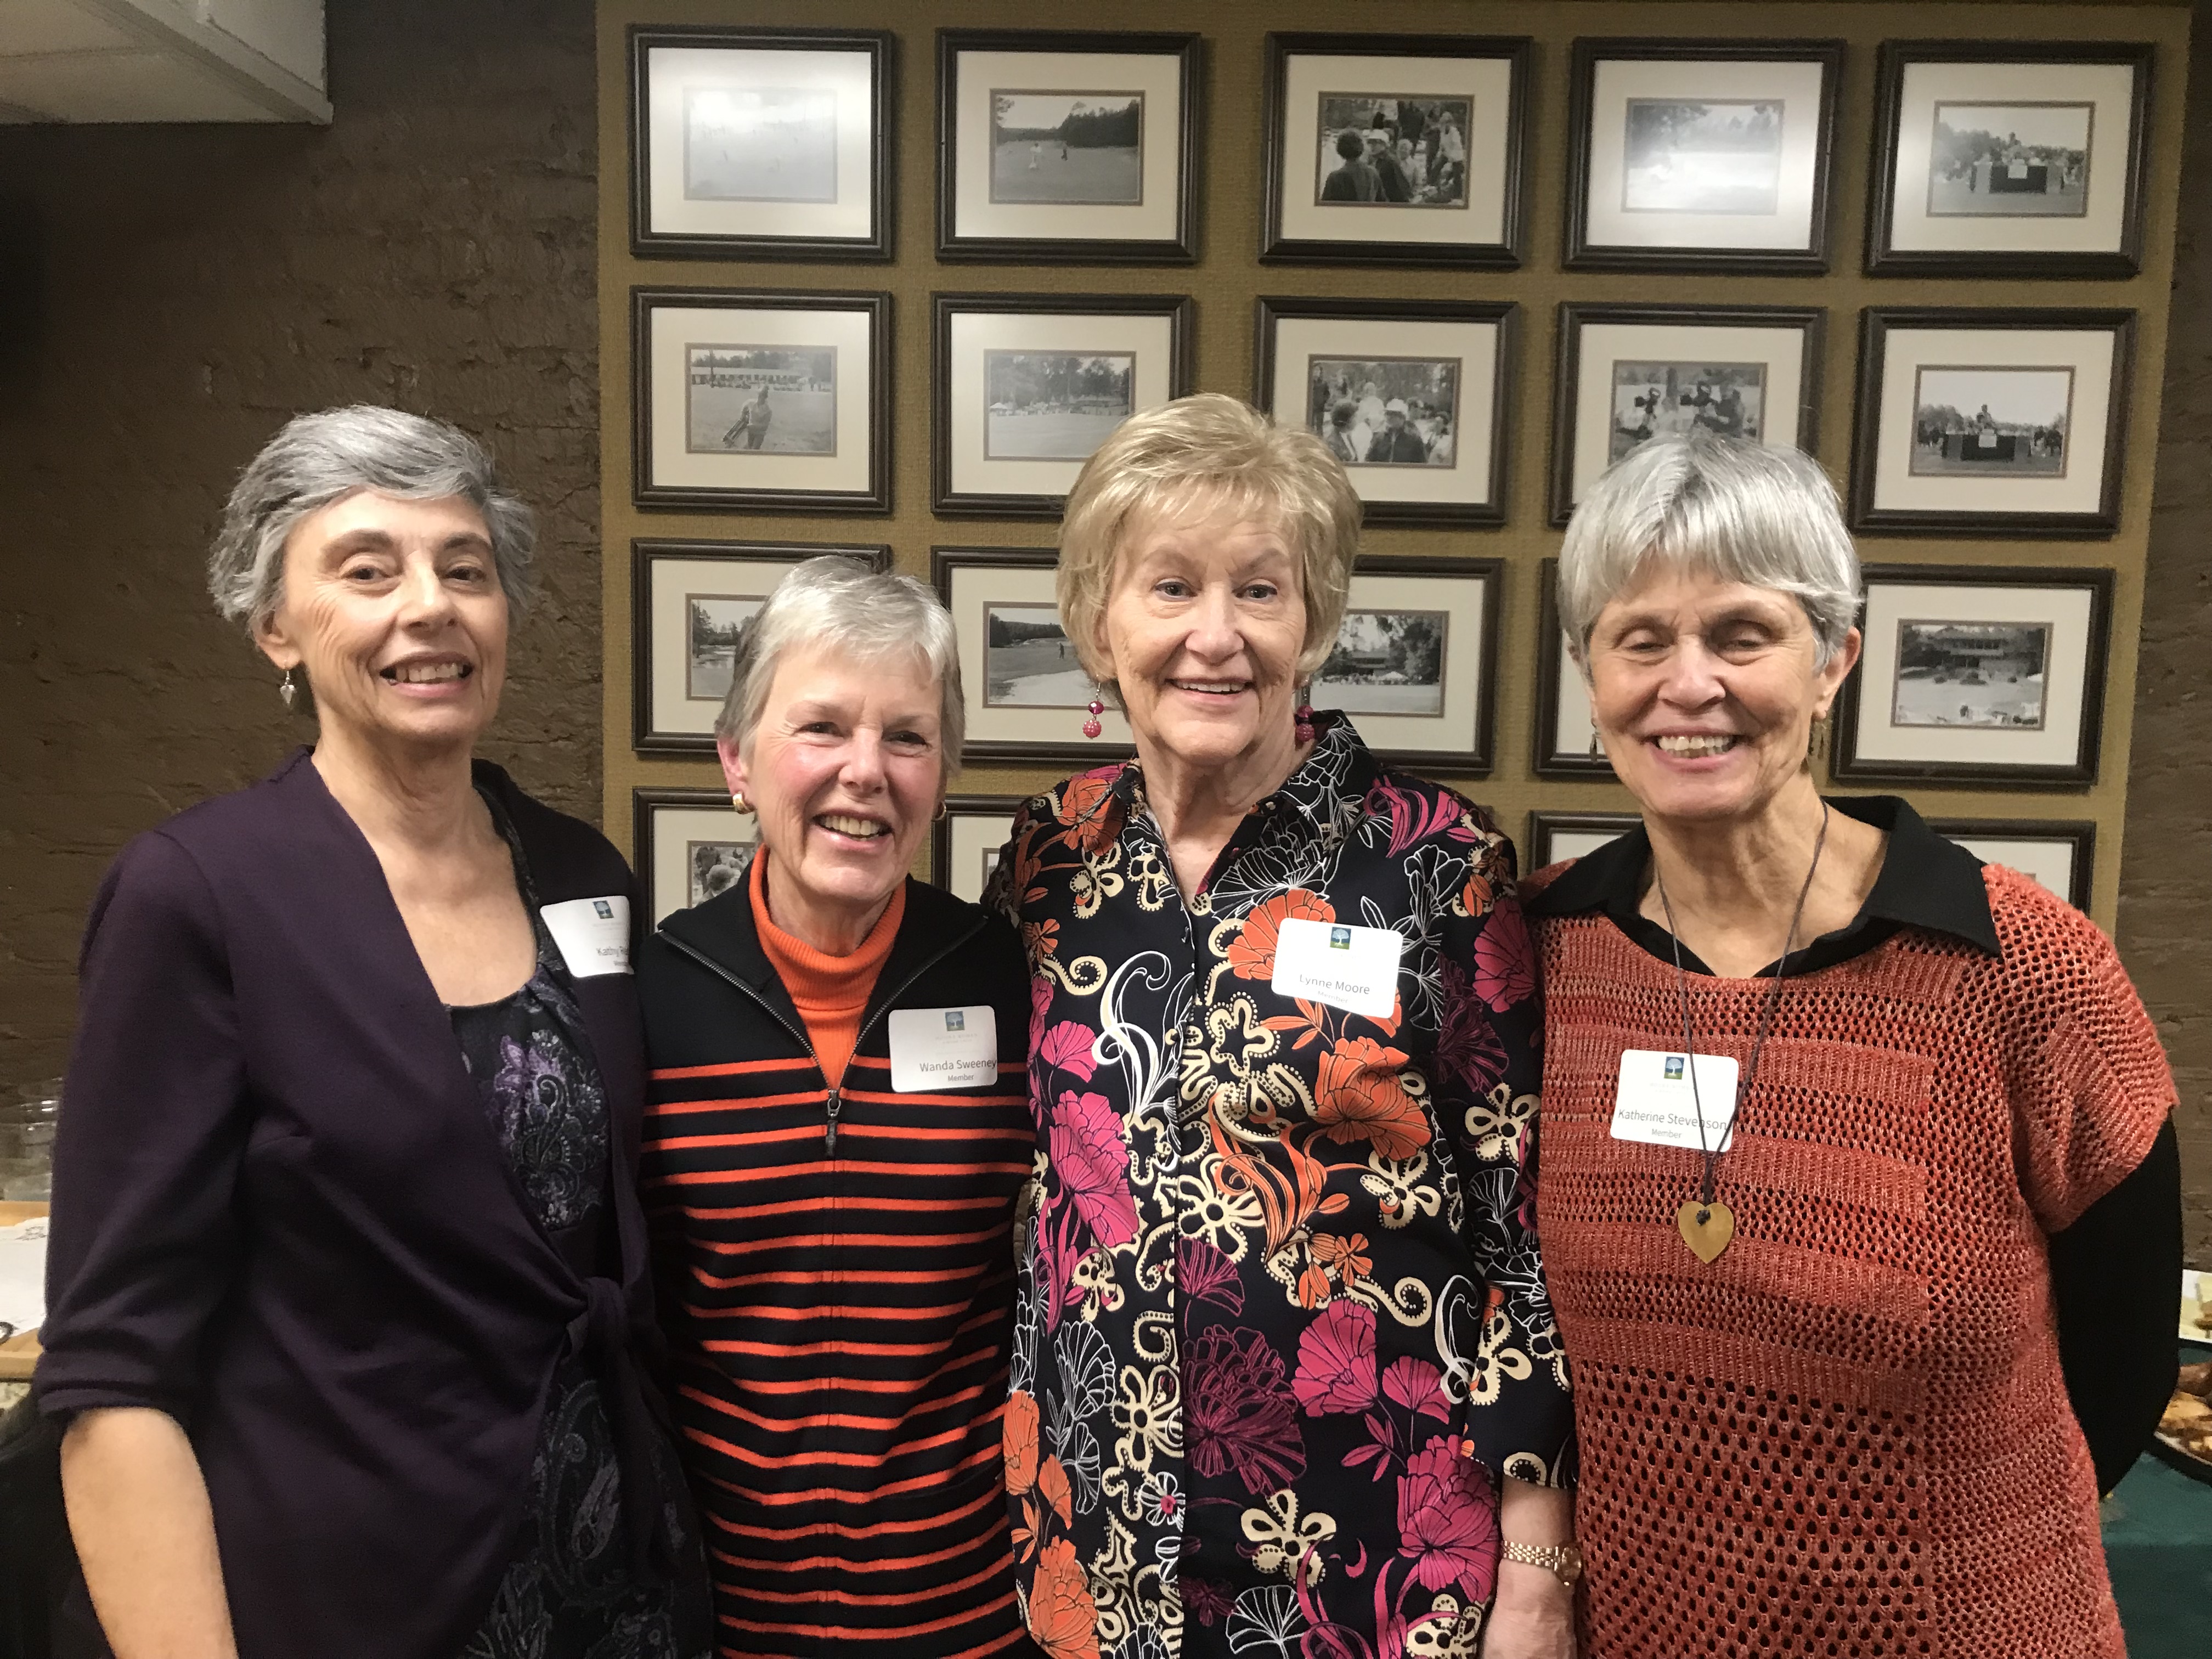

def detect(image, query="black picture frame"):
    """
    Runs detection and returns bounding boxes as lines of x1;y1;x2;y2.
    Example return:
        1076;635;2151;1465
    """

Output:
1259;32;1531;268
935;29;1203;264
1254;295;1516;527
932;544;1125;765
1548;301;1826;528
1562;36;1844;275
1847;306;2134;539
1532;558;1613;780
931;291;1195;517
932;793;1029;904
1525;811;1641;871
1321;554;1504;775
1925;817;2096;909
627;26;895;262
632;539;894;754
1830;563;2113;788
1864;39;2154;280
631;286;894;514
633;786;757;925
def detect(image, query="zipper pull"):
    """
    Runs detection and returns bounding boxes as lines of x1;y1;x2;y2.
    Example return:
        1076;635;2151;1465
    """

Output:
825;1087;841;1156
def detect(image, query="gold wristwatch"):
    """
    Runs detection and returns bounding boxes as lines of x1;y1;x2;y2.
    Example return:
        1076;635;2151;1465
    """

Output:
1500;1539;1584;1587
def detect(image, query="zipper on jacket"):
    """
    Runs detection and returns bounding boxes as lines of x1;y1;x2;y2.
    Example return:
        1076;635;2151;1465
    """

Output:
825;1087;840;1156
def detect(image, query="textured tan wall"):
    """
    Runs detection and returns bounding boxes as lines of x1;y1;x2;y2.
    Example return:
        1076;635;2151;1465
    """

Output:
0;0;603;1092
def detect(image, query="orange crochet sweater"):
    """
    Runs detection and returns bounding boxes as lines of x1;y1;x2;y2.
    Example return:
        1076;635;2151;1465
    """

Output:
1523;862;2174;1659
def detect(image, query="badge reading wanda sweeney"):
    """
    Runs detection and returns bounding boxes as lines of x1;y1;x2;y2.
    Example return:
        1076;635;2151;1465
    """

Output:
887;1006;998;1092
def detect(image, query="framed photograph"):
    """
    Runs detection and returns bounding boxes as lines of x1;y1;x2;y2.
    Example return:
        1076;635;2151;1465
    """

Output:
1550;302;1824;527
1866;41;2153;278
1254;297;1513;527
1926;818;2095;909
933;292;1193;517
632;288;891;513
1532;559;1612;779
936;29;1200;263
632;540;892;753
1526;811;1641;871
1314;557;1501;773
634;788;759;926
933;794;1028;905
1832;564;2113;787
1260;33;1528;267
1849;308;2132;538
933;545;1127;764
1564;37;1843;273
628;26;892;261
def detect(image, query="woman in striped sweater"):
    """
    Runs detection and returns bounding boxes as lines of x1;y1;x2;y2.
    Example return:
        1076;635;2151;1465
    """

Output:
637;560;1037;1659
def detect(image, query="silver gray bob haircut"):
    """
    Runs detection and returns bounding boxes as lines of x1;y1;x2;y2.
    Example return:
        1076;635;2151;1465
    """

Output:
714;557;964;781
208;405;537;630
1558;432;1860;670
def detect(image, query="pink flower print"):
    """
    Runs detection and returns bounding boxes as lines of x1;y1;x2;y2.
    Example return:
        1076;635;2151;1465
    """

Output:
1183;1578;1233;1628
1177;1236;1244;1315
1186;1325;1307;1497
1291;1298;1377;1416
1471;900;1536;1012
1435;956;1509;1096
1380;1356;1452;1422
1037;1020;1100;1083
1029;973;1056;1053
1396;1435;1500;1597
1048;1090;1139;1250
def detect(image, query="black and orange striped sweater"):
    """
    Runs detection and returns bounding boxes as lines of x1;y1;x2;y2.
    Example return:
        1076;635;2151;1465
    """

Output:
637;873;1037;1659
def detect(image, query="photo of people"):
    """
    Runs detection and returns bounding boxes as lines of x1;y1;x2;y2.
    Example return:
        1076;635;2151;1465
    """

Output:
1891;620;2051;729
1927;102;2092;217
1311;610;1448;717
1312;93;1471;207
1306;357;1461;467
687;839;754;906
681;86;839;204
988;91;1144;205
982;605;1092;708
984;352;1136;460
686;346;837;455
1909;366;2072;478
1622;99;1784;215
1607;360;1766;462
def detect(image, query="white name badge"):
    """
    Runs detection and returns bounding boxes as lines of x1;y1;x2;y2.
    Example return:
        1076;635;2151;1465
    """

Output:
1610;1048;1740;1151
1270;918;1403;1017
539;896;632;978
887;1005;999;1092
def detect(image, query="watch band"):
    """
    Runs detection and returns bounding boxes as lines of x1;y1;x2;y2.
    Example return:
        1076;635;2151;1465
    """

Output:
1500;1539;1584;1587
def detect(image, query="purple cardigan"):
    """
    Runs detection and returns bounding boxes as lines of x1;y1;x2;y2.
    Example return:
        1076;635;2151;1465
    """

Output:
36;750;671;1659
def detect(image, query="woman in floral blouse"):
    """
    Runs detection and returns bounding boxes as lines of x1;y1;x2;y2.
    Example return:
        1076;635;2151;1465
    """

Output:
988;396;1576;1659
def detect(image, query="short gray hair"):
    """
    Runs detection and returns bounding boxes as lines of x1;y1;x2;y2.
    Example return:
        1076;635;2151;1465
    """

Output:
208;405;536;630
1558;433;1860;669
714;557;963;781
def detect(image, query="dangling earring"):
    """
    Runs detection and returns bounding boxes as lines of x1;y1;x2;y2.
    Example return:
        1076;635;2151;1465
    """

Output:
1294;693;1315;746
279;667;297;711
1082;697;1104;740
1809;712;1831;764
1588;726;1603;759
730;792;754;815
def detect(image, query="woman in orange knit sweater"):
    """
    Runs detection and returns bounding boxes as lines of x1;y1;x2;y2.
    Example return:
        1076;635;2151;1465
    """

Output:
1520;433;2179;1658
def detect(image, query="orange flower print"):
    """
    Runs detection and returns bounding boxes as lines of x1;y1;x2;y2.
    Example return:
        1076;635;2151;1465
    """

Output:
1039;1453;1075;1526
1315;1037;1431;1160
1056;768;1121;854
1027;1536;1102;1659
1226;889;1336;983
1005;1389;1040;1496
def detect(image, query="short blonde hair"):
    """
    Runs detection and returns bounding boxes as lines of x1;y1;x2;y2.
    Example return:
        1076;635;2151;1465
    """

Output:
1056;393;1360;695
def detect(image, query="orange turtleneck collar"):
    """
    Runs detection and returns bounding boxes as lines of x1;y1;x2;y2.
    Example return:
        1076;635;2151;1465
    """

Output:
749;849;905;1089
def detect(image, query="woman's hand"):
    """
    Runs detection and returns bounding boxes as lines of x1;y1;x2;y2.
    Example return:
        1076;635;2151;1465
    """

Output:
1481;1560;1576;1658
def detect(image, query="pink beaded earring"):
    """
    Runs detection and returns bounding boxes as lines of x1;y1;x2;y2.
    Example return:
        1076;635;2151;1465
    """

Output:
1082;697;1104;740
1294;696;1315;746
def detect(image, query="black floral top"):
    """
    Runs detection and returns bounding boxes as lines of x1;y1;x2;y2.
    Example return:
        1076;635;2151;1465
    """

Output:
987;716;1571;1659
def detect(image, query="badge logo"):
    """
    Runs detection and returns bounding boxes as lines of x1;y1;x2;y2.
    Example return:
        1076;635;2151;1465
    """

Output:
1664;1056;1685;1080
945;1010;966;1032
592;899;614;919
1329;926;1352;950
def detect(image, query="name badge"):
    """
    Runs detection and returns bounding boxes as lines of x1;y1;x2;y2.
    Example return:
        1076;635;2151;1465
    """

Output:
1610;1048;1740;1151
887;1005;999;1092
539;895;632;978
1270;918;1403;1017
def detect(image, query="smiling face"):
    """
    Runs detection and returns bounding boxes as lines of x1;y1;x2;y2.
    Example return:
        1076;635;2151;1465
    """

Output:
719;640;943;947
256;490;507;755
1583;562;1859;827
1096;502;1309;782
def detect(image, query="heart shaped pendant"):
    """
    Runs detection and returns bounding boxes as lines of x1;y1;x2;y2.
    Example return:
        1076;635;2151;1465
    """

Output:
1677;1199;1735;1263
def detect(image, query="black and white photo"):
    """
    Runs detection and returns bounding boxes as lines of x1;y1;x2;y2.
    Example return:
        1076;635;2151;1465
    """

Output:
983;605;1092;708
683;86;839;202
685;595;760;702
1608;359;1765;461
984;352;1136;460
1306;357;1460;469
1908;366;2070;478
689;839;754;906
686;346;837;455
1622;99;1783;215
1312;93;1471;207
1891;620;2050;729
635;788;761;925
935;546;1132;760
989;92;1144;205
1927;103;2091;217
1312;610;1447;717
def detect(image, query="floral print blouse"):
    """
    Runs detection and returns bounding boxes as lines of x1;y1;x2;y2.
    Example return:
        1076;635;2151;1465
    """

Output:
986;716;1571;1659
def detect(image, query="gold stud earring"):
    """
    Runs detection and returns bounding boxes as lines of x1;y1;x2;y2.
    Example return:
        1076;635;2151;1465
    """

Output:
731;792;754;815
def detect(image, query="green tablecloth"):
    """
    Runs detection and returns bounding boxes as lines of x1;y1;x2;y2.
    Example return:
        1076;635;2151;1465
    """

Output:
2104;1342;2212;1657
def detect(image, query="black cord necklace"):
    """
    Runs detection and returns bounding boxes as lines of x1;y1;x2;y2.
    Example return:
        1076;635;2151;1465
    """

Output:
1651;802;1829;1263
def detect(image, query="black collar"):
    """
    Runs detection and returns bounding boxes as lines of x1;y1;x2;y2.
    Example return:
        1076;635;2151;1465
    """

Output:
1524;794;2000;977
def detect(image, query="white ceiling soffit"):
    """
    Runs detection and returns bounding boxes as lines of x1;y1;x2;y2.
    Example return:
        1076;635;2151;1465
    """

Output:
0;0;329;123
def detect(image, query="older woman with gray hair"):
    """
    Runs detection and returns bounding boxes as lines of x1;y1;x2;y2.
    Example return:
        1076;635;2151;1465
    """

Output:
38;406;709;1659
1520;431;2178;1659
634;557;1036;1657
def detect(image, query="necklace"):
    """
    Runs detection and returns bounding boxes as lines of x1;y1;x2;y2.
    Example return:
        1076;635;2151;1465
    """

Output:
1651;802;1829;1263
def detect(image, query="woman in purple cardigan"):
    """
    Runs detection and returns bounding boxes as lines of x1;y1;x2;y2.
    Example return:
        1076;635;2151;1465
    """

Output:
35;408;708;1659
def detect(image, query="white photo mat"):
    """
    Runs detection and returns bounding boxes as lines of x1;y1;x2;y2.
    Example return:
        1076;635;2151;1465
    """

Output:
644;301;876;496
950;48;1185;244
642;800;759;926
1317;570;1489;760
1582;57;1826;252
1547;826;1628;865
642;554;812;744
1265;314;1499;509
944;308;1177;501
1886;59;2137;256
1275;51;1513;247
1948;835;2078;904
946;560;1132;752
943;809;1019;906
642;43;877;242
1852;579;2096;770
1546;628;1599;764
